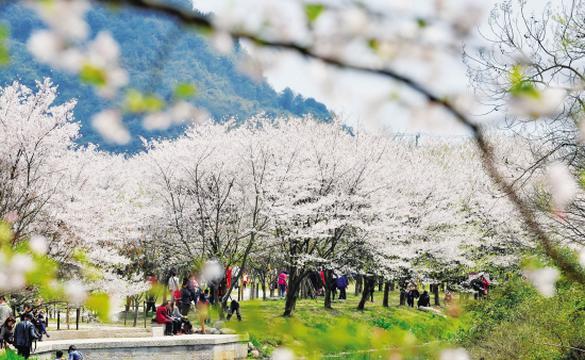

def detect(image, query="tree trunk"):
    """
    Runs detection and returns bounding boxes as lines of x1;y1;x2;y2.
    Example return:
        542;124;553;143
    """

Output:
324;269;333;309
124;297;130;325
283;269;304;317
357;276;375;311
214;286;225;320
221;231;257;309
390;281;395;291
355;275;362;296
262;278;267;301
399;289;406;306
432;284;440;306
132;298;139;327
383;281;390;307
378;277;383;292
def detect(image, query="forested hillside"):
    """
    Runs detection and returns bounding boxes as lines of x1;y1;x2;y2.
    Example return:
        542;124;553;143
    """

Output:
0;0;330;152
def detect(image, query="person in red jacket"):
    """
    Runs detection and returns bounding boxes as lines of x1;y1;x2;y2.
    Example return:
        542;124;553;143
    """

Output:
278;271;288;298
155;301;173;335
480;274;491;296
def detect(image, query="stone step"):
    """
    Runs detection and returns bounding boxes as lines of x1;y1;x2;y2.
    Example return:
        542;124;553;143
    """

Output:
34;334;248;360
45;327;150;341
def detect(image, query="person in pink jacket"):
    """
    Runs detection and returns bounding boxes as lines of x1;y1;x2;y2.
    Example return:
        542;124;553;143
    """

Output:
277;271;288;298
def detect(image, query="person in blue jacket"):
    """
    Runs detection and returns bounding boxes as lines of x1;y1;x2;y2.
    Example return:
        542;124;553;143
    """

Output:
336;275;349;300
13;313;38;359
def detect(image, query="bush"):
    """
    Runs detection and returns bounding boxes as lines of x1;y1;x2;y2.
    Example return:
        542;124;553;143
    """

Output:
460;275;585;360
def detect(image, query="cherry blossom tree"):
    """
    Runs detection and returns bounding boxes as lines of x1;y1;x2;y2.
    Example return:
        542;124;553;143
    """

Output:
0;79;79;243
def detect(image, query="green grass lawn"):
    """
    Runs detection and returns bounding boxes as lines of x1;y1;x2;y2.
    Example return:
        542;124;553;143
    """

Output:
0;289;470;360
228;290;469;359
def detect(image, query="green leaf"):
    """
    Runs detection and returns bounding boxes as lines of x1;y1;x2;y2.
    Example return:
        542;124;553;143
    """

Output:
85;292;110;322
508;65;539;98
0;24;9;66
174;83;197;99
416;18;428;28
80;64;107;87
0;221;11;245
368;38;380;51
561;35;573;50
520;255;546;270
142;94;165;112
305;3;325;23
124;89;165;113
579;170;585;189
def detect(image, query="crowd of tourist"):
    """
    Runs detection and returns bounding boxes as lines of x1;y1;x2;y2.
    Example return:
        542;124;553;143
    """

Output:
151;268;243;336
0;269;492;358
0;296;53;358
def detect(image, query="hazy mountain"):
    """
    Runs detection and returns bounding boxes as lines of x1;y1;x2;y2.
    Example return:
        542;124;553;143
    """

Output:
0;1;330;152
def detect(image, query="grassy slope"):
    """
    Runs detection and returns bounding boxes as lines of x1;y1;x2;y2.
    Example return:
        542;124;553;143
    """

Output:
460;277;585;360
229;290;469;359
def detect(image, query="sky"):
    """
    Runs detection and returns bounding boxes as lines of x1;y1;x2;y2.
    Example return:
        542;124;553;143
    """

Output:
192;0;550;137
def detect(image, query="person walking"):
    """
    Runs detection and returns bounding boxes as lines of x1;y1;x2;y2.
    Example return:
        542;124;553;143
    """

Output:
336;275;349;300
145;274;158;314
0;296;12;326
330;273;338;301
18;304;33;322
226;300;241;321
406;283;419;308
35;310;50;340
14;313;38;359
180;279;194;316
168;269;181;302
277;271;288;298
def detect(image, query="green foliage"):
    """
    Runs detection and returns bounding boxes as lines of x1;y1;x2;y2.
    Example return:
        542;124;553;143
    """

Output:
416;18;428;28
0;349;36;360
368;38;380;51
460;274;585;360
0;221;65;300
173;82;197;100
579;170;585;189
508;64;539;98
0;24;9;66
79;64;107;87
85;292;111;322
1;221;111;323
230;294;465;359
124;89;166;113
305;3;325;23
561;35;574;50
